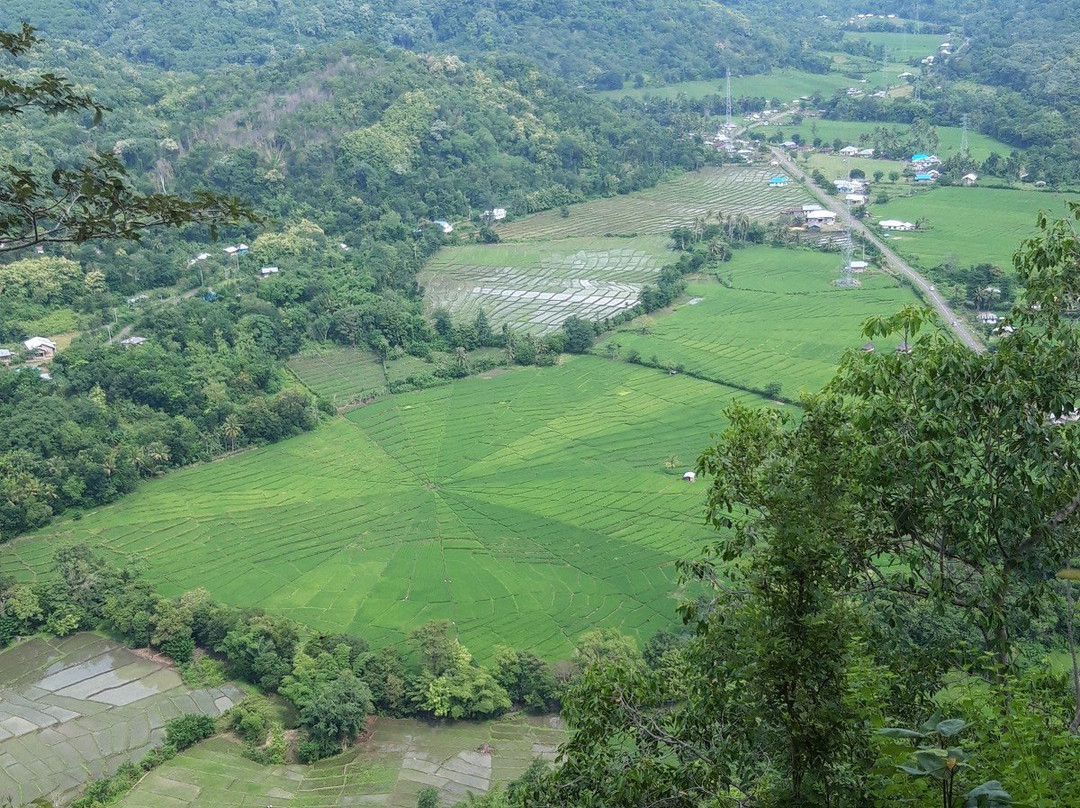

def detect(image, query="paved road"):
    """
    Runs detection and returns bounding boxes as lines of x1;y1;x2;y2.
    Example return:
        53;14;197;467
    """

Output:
771;147;984;353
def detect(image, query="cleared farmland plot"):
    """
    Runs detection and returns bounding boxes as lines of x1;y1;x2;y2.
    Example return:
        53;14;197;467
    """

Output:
117;714;564;808
1;359;759;661
421;238;671;333
877;187;1070;272
0;633;242;807
499;167;812;241
597;246;918;394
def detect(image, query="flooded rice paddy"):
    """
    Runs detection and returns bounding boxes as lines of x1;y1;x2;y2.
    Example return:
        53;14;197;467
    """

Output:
0;633;243;806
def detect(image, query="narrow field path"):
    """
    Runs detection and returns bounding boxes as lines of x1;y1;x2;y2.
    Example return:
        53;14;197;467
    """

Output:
770;146;984;352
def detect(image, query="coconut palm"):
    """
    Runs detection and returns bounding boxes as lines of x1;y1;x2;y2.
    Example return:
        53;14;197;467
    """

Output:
222;414;243;452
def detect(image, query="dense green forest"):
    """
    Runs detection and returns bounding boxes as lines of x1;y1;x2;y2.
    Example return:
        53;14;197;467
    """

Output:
0;0;837;82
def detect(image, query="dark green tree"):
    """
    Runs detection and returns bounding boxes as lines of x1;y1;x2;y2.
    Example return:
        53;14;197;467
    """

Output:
561;316;595;354
300;672;374;754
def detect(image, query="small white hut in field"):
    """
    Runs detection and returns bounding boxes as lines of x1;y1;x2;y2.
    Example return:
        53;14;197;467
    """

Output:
683;471;696;483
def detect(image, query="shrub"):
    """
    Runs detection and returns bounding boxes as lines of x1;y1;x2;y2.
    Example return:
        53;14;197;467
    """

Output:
180;655;225;688
165;714;216;750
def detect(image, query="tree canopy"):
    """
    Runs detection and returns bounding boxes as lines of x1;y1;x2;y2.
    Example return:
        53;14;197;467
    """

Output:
0;24;255;253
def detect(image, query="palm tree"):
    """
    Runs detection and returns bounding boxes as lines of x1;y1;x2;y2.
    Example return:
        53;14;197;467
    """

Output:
455;346;468;373
146;441;171;473
222;415;243;452
533;336;548;366
503;331;517;365
664;455;679;472
131;447;148;476
734;213;751;242
101;450;118;478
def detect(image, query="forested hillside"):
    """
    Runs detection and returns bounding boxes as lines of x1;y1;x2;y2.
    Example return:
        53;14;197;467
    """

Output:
1;0;836;82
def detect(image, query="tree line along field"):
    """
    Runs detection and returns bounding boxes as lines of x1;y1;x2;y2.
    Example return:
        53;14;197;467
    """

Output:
420;237;672;334
876;187;1070;272
116;714;563;808
595;245;917;395
0;358;760;661
497;167;812;242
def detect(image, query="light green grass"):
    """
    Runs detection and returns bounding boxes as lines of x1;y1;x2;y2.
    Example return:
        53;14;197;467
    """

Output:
802;153;910;185
498;167;812;242
874;187;1072;271
0;358;761;661
288;346;387;405
118;714;564;808
17;306;81;336
595;245;918;395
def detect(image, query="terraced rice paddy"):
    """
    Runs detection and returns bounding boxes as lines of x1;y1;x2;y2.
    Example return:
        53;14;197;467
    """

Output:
877;187;1070;272
596;246;917;394
1;359;758;661
0;633;242;807
421;238;671;333
498;167;812;241
117;714;564;808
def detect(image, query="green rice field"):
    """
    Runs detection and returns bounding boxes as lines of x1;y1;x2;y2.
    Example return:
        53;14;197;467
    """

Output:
875;187;1071;271
0;358;759;661
595;245;917;395
498;166;812;241
420;237;672;333
288;346;388;405
117;714;564;808
599;31;945;104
